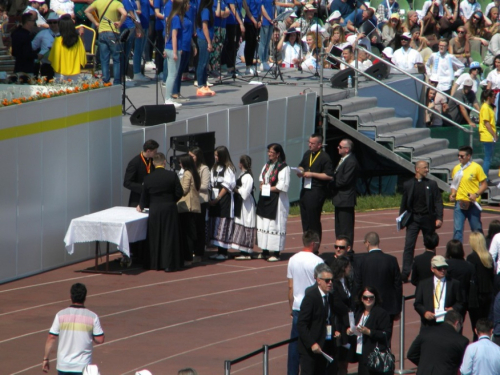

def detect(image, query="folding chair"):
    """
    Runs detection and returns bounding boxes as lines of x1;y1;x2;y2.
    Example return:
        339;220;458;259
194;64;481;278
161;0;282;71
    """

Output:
76;24;97;76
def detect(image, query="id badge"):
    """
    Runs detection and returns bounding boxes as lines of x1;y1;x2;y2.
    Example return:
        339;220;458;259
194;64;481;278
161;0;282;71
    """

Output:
304;177;312;189
326;325;332;340
212;188;220;200
435;308;446;323
262;184;271;197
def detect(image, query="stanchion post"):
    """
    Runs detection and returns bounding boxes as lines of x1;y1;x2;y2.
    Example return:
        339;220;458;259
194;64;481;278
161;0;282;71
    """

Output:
395;296;416;374
263;345;269;375
224;360;231;375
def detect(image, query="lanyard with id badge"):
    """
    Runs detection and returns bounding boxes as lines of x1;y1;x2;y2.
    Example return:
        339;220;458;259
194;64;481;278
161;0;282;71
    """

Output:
324;294;332;341
304;151;321;189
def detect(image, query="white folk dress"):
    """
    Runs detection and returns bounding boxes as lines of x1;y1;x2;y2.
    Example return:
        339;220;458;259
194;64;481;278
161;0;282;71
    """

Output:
231;172;257;253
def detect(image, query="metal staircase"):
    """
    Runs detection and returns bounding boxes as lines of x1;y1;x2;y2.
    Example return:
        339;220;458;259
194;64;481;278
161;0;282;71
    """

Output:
324;95;500;203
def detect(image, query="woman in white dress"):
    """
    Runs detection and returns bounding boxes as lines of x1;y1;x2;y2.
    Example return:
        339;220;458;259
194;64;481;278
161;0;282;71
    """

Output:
256;143;290;262
277;28;303;68
231;155;257;260
208;146;236;260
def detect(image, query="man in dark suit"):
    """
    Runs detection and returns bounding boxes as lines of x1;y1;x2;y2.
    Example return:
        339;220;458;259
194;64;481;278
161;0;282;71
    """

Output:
407;310;469;375
297;263;340;375
122;139;159;266
355;232;402;323
330;139;359;248
137;153;183;272
400;161;443;283
411;233;439;287
414;255;464;328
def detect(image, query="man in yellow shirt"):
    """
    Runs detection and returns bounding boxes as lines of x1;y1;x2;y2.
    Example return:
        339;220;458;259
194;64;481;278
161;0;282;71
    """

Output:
85;0;127;85
449;146;487;242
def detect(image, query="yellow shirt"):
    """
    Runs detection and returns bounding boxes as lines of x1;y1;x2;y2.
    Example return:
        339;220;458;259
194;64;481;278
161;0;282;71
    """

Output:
93;0;124;33
49;37;87;76
479;102;496;142
451;161;487;201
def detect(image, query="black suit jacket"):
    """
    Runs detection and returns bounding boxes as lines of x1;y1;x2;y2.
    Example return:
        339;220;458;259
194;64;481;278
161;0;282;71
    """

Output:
124;153;155;207
407;323;469;375
411;251;436;286
139;167;183;210
356;250;403;315
331;153;359;208
399;177;443;221
414;276;464;325
446;258;476;308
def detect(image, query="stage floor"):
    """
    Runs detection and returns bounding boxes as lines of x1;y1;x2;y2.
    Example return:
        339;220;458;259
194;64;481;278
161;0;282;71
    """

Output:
1;208;487;375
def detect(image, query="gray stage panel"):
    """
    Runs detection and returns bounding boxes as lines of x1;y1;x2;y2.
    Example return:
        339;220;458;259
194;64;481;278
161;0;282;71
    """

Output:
187;115;208;135
267;98;287;144
228;107;248;152
0;138;18;281
122;130;145;207
286;96;307;140
248;102;267;151
208;110;229;148
285;140;305;203
110;116;123;206
304;93;317;130
89;119;112;213
0;104;17;131
16;133;43;276
41;128;68;268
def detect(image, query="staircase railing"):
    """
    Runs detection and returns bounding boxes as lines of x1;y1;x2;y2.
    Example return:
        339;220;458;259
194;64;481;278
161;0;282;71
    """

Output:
326;49;474;147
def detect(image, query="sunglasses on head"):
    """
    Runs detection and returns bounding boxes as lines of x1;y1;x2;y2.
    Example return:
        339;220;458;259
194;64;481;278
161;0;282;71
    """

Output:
362;295;375;301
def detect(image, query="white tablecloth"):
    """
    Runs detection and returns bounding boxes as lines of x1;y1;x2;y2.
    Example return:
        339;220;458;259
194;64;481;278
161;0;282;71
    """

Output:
64;207;149;256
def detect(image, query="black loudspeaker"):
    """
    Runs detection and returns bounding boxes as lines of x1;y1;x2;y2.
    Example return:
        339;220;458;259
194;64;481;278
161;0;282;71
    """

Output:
130;105;176;126
330;68;354;89
170;132;216;169
241;85;268;105
364;62;390;80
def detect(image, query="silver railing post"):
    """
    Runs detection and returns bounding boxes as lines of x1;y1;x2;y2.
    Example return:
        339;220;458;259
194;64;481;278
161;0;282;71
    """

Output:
263;345;269;375
320;49;327;144
224;360;231;375
395;297;416;374
354;47;358;96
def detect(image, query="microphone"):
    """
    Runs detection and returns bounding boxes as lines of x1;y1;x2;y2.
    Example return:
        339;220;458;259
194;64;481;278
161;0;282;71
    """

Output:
120;28;131;42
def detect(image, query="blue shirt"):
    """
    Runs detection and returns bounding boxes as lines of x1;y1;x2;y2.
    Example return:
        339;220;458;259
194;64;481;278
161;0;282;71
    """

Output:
121;0;138;30
138;0;151;29
186;0;197;26
329;0;355;18
460;336;500;374
196;7;214;40
244;0;261;23
181;16;193;51
165;14;182;49
154;0;171;30
225;0;241;25
214;0;229;28
261;0;273;26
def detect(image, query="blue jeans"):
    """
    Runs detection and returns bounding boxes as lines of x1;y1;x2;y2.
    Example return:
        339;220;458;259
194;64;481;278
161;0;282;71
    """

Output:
258;24;272;65
133;27;148;74
99;32;121;85
453;201;483;243
287;310;300;375
482;142;495;179
120;27;136;81
197;38;210;87
173;50;190;95
165;49;181;99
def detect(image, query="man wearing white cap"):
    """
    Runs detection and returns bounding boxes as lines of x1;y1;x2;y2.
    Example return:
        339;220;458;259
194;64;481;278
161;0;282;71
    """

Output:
391;32;423;74
452;61;482;95
31;12;59;79
24;0;48;28
291;4;318;34
425;38;464;94
277;11;296;36
447;78;480;126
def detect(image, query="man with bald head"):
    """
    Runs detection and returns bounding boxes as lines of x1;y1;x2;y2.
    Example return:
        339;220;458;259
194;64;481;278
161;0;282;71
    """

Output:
399;161;443;283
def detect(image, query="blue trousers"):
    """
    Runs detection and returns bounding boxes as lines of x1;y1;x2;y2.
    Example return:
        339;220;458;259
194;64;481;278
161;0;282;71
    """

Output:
453;201;483;243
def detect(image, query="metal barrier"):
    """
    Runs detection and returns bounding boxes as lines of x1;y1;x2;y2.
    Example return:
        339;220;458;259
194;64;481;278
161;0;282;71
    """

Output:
224;294;417;374
223;337;297;375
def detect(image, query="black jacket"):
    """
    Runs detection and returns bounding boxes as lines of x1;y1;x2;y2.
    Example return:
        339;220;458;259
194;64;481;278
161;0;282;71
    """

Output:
124;153;155;207
399;177;443;221
330;153;359;208
411;251;436;287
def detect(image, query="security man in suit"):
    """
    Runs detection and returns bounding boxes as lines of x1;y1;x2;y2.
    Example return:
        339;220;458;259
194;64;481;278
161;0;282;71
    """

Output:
414;255;464;329
411;233;439;287
297;263;342;375
329;139;359;248
399;160;444;283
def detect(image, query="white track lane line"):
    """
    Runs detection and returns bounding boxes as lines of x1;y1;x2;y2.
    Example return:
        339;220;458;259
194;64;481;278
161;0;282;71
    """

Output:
0;274;100;294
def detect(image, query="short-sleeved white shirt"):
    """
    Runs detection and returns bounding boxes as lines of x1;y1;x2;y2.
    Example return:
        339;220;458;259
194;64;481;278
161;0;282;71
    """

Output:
487;69;500;89
287;251;324;311
455;72;479;92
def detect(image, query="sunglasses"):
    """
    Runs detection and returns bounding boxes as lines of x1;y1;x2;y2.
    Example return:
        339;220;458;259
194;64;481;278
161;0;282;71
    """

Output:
434;266;448;271
473;16;481;20
320;278;333;283
458;30;466;34
334;245;347;249
457;154;468;158
362;295;375;301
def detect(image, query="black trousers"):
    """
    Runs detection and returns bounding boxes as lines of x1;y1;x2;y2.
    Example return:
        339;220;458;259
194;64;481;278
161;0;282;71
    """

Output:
402;214;436;278
179;212;198;262
194;202;208;256
300;340;336;375
300;188;327;242
334;206;355;248
244;22;258;67
154;31;165;74
223;23;241;69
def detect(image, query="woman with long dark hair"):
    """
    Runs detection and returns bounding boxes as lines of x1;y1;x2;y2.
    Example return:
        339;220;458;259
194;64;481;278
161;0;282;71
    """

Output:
177;154;201;265
164;0;185;108
347;286;393;375
196;0;216;96
468;231;495;341
208;146;236;260
231;155;256;259
189;147;211;261
256;143;290;262
49;14;86;81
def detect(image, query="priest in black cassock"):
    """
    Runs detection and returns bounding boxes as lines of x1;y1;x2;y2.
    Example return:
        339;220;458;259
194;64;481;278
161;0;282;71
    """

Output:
137;153;184;272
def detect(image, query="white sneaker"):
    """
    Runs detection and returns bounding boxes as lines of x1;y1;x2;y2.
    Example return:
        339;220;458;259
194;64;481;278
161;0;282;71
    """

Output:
133;73;150;81
245;66;252;75
145;61;156;70
257;63;264;72
165;98;182;108
125;80;136;87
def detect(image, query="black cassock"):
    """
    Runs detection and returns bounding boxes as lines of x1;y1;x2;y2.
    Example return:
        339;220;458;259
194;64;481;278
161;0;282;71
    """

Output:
139;167;183;270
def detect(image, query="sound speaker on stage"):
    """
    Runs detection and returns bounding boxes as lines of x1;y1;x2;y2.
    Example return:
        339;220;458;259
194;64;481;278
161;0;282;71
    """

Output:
241;85;268;105
130;105;176;126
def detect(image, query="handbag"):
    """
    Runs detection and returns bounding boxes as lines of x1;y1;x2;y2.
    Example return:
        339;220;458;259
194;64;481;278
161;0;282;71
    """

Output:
366;332;395;374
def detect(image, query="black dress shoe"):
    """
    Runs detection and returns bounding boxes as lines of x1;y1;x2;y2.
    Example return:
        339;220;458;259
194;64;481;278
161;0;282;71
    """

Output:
164;268;176;273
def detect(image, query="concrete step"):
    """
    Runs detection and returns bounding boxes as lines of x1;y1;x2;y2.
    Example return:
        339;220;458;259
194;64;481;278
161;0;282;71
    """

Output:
326;96;378;118
359;117;413;135
378;128;430;148
395;137;449;157
342;107;396;124
413;149;458;169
